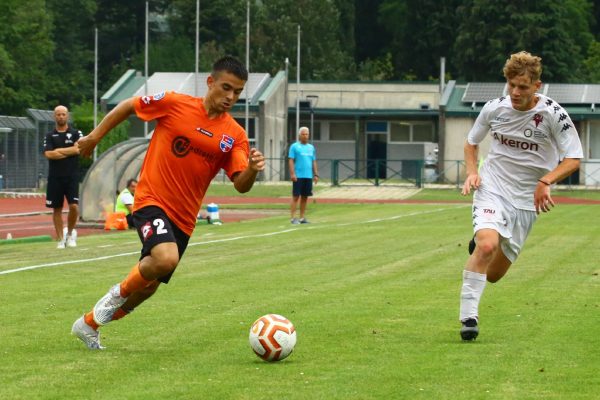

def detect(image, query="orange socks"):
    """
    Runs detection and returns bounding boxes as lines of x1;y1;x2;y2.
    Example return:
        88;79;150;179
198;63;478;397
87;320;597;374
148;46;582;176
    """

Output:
120;263;153;298
112;308;128;321
85;308;129;330
83;263;154;330
84;311;99;330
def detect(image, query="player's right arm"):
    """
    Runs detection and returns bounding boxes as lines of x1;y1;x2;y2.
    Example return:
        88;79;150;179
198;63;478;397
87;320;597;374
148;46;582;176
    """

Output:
288;158;297;182
462;142;480;195
78;97;136;158
461;99;495;195
288;144;297;182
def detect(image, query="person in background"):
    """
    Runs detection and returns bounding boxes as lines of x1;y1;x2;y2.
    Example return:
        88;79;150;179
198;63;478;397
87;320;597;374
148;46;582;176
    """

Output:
288;126;319;224
43;105;82;249
115;178;138;228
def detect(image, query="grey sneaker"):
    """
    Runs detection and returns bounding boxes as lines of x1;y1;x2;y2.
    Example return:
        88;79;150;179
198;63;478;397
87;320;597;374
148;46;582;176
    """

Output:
291;218;300;224
71;315;105;350
93;284;128;325
460;318;479;341
299;218;310;224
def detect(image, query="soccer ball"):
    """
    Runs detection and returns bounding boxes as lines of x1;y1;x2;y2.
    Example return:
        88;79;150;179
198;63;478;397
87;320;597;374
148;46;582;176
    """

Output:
249;314;297;361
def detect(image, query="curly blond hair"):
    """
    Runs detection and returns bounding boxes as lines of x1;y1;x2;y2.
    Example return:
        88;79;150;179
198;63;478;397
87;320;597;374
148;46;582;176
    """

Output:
503;51;542;82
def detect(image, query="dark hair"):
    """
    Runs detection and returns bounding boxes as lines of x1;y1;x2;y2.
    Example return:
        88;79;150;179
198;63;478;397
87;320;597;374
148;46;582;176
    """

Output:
212;56;248;81
126;178;138;188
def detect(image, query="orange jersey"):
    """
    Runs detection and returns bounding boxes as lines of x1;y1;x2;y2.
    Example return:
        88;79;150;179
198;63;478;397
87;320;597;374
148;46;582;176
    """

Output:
133;91;249;235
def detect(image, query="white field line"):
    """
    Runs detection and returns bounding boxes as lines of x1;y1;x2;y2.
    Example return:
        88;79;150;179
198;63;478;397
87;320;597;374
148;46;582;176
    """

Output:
0;206;464;276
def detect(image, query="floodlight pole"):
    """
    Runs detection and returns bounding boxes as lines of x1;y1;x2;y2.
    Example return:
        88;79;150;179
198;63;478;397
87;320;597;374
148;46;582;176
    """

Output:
295;25;301;137
93;27;98;161
284;57;290;145
440;57;446;94
245;0;250;136
144;1;149;138
194;0;200;97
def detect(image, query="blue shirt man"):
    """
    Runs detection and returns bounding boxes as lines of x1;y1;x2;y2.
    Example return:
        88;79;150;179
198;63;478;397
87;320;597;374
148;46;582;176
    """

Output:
288;127;319;224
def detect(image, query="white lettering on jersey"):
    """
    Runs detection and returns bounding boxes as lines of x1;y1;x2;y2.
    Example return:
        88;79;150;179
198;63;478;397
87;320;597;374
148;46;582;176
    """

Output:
467;94;583;210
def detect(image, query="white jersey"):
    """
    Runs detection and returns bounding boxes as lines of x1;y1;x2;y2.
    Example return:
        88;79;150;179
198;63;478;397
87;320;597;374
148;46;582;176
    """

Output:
468;94;583;210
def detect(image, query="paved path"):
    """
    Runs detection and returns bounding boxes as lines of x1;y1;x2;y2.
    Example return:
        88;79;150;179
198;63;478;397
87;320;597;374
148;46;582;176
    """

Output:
313;186;421;200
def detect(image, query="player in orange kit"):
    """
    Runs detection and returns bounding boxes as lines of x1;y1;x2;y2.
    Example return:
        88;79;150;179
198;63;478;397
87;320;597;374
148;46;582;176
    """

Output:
71;56;265;349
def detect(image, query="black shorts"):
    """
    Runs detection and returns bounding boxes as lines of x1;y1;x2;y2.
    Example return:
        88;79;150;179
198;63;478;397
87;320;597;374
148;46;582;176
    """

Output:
292;178;313;197
46;176;79;208
132;206;190;283
126;214;135;229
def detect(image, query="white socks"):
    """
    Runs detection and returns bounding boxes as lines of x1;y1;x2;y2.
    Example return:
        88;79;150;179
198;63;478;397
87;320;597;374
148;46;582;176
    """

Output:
460;270;487;322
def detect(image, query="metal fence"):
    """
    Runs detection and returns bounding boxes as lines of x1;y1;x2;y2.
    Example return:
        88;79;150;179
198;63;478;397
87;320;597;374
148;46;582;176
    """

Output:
3;152;600;191
245;158;600;188
0;117;41;190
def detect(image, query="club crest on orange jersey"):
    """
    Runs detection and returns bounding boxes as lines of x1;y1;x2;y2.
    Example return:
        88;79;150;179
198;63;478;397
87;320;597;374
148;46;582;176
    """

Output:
220;134;234;152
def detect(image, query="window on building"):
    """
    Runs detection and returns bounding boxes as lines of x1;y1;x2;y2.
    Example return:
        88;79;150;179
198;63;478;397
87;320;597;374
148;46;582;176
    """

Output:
329;121;355;141
366;121;388;133
590;122;600;159
390;122;410;141
390;121;435;142
234;117;256;146
413;123;435;142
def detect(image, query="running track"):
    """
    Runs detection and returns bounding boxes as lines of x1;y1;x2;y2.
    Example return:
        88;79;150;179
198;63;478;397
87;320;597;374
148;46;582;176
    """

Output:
0;194;597;240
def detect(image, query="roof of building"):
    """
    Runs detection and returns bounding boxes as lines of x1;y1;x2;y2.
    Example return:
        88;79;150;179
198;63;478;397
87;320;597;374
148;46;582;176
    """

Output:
441;80;600;120
100;70;272;111
26;109;55;123
287;81;441;117
0;115;36;130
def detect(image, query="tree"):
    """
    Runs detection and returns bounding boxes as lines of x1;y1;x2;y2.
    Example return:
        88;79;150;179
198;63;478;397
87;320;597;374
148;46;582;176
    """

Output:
378;0;461;81
251;0;356;80
0;0;54;115
94;0;171;92
453;0;593;82
45;0;97;108
583;40;600;82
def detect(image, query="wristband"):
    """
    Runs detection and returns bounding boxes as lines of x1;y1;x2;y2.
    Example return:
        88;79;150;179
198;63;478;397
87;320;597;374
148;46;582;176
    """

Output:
314;174;319;177
538;179;551;186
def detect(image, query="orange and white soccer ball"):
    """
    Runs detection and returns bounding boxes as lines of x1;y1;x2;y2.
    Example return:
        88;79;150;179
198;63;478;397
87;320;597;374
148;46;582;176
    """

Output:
249;314;297;361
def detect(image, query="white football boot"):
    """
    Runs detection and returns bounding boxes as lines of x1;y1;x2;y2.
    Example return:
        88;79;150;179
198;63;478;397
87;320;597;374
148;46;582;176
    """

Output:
71;316;105;350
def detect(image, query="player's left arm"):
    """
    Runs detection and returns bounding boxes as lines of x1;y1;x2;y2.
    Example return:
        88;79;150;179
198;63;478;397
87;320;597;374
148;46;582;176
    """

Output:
536;107;584;213
312;159;319;184
44;145;80;159
232;148;266;193
535;158;581;214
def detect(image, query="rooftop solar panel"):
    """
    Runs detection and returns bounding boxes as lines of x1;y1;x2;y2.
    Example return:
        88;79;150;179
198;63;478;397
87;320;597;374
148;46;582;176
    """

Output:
462;82;600;105
545;84;585;103
461;83;506;102
583;85;600;104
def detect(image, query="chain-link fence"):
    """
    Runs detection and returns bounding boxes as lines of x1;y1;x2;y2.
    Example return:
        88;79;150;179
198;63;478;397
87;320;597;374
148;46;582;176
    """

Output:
0;117;40;190
3;129;600;192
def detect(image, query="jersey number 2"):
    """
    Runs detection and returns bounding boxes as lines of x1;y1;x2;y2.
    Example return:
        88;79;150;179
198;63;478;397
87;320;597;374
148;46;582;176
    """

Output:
153;219;168;234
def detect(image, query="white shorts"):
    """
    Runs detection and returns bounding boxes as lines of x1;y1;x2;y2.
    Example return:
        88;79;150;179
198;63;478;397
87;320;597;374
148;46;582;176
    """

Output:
472;188;537;263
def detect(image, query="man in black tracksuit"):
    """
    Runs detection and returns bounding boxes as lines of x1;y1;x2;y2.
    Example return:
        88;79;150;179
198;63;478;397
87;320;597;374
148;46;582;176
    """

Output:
43;105;82;249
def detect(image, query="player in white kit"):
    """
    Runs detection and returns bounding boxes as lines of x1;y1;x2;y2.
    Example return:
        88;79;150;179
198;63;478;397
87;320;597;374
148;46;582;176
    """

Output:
459;51;583;341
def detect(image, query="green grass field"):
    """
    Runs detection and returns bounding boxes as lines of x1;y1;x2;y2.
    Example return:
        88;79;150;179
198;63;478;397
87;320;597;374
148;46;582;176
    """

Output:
1;198;599;399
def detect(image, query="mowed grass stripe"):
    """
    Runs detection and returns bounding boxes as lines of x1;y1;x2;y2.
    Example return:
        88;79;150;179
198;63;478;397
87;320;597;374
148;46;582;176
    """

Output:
1;203;599;399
